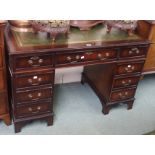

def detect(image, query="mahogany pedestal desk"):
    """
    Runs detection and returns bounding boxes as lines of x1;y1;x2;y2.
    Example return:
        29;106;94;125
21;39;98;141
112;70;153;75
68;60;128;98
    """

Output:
5;24;149;133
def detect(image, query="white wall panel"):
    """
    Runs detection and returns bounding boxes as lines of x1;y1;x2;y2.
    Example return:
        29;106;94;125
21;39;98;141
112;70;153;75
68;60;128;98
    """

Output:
55;66;84;84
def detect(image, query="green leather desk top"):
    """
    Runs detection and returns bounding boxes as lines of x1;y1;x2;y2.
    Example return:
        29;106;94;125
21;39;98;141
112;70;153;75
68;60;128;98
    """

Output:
12;24;141;49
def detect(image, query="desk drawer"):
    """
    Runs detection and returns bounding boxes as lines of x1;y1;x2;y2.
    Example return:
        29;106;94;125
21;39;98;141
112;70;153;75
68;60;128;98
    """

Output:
115;61;144;75
0;70;5;90
14;54;53;71
110;88;136;102
0;46;3;67
15;87;52;104
113;75;140;88
56;49;117;65
14;71;54;89
15;101;52;118
120;46;147;58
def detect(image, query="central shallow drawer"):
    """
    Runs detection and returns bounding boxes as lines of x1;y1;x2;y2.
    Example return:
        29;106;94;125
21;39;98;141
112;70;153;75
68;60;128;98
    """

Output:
14;101;52;118
15;87;52;104
55;49;117;66
14;71;54;89
13;54;53;71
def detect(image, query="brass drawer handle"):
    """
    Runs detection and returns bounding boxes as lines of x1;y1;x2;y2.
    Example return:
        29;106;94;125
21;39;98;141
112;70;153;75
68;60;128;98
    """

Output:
28;107;32;111
28;56;43;66
28;56;39;65
75;55;85;60
28;92;42;100
38;77;42;82
28;59;33;65
37;106;41;110
75;55;80;60
129;48;140;54
121;79;132;86
28;106;42;114
105;52;110;57
28;78;33;83
85;51;93;55
98;53;102;58
38;59;43;64
37;92;42;97
98;52;110;60
28;94;33;98
125;65;135;73
118;91;128;99
28;76;42;85
97;53;106;60
66;56;72;61
66;55;85;63
30;56;39;60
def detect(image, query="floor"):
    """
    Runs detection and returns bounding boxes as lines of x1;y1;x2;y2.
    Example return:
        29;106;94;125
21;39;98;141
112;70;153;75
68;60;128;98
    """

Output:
0;74;155;135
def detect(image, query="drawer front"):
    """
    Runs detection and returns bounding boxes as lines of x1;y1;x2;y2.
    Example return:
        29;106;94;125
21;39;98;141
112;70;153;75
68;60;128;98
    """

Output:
0;46;3;67
15;71;54;89
0;93;7;114
56;49;117;65
120;46;147;58
15;87;52;104
15;101;52;118
110;88;136;102
0;70;5;90
116;62;144;75
113;75;140;88
14;54;53;71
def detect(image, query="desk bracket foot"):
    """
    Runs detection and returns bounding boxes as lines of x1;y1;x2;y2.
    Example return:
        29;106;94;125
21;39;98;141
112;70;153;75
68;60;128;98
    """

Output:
127;100;134;110
102;106;110;115
46;116;53;126
14;122;22;133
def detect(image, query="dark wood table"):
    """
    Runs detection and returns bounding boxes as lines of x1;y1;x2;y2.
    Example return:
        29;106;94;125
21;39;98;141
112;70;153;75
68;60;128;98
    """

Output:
5;23;150;133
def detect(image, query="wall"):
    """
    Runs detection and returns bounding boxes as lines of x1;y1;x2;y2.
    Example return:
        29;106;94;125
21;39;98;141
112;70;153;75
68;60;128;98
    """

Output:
55;66;83;84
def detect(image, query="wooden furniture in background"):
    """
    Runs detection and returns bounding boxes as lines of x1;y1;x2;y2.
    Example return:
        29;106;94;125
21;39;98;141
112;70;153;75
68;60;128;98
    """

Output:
0;21;11;125
137;20;155;74
5;23;149;133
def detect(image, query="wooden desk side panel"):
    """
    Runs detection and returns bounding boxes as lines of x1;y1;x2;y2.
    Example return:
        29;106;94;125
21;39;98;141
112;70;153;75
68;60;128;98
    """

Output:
139;20;155;74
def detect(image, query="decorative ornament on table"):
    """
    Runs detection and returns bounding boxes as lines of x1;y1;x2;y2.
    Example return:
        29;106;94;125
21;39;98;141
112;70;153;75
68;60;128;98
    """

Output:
70;20;104;30
105;20;138;36
31;20;70;43
9;20;33;32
